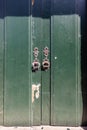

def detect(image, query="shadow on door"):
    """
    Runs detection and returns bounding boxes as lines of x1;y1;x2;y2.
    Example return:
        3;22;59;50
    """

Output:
81;0;87;126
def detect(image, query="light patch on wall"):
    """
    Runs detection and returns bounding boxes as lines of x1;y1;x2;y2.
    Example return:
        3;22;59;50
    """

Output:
32;0;35;6
32;83;41;103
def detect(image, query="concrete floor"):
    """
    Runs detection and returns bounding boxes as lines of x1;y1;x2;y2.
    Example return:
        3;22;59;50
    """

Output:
0;126;87;130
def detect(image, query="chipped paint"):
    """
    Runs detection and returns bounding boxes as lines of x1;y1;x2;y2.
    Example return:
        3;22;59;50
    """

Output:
55;56;57;60
32;84;40;103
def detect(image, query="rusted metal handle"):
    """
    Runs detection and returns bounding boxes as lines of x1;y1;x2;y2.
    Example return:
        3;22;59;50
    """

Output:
32;60;40;71
42;59;50;71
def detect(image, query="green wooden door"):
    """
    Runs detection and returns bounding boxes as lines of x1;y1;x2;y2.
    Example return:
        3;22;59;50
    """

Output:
31;0;51;125
4;0;32;126
50;0;82;126
51;15;82;126
0;0;82;126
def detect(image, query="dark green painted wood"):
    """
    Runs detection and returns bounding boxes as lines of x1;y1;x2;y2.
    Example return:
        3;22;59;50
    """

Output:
41;19;51;125
4;0;31;126
41;0;51;125
0;0;82;126
0;0;4;125
51;15;82;126
31;0;42;125
31;17;42;125
31;0;51;125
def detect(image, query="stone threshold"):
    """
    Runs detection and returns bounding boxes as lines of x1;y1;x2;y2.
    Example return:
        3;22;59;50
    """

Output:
0;126;87;130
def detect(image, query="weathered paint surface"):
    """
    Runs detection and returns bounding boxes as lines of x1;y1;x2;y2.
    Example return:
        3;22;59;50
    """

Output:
4;0;32;126
32;84;40;103
51;15;82;126
0;0;83;127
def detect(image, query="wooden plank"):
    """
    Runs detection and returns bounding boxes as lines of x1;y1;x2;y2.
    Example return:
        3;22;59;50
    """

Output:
51;15;82;126
0;0;4;125
4;0;31;126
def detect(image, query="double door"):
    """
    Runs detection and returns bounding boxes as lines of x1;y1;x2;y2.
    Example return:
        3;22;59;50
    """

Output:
0;0;82;126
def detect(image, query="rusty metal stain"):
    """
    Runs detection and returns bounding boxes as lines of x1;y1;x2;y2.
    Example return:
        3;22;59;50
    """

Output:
32;84;40;103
